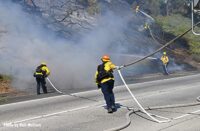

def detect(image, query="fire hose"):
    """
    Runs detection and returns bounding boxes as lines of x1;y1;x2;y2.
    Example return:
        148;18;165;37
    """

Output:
46;8;200;131
106;99;200;131
121;21;200;68
47;77;63;94
109;65;200;130
117;69;171;123
106;10;200;131
47;77;99;102
147;21;188;55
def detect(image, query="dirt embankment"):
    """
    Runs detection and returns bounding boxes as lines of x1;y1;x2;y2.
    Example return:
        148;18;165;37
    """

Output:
0;75;17;95
0;79;14;94
0;77;27;103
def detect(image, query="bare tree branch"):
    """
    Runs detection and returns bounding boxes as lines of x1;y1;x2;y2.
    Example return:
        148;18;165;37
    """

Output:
23;0;96;36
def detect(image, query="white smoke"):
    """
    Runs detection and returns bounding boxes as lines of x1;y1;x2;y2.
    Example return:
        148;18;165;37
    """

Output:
0;0;181;92
0;0;142;91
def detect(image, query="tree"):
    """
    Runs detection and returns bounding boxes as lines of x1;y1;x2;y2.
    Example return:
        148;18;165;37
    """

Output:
22;0;96;36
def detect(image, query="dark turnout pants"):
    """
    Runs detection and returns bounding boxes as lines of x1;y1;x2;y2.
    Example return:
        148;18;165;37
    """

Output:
36;77;47;94
162;64;169;75
101;80;115;109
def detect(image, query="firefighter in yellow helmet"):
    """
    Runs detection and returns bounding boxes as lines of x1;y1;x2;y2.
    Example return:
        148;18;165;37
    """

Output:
95;55;118;113
33;62;50;95
160;52;169;75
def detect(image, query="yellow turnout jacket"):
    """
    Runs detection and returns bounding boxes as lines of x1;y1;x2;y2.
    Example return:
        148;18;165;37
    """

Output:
34;65;50;77
95;61;116;84
161;55;169;65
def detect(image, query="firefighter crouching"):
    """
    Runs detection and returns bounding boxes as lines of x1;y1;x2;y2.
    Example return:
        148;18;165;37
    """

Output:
95;55;118;113
34;62;50;95
160;52;169;75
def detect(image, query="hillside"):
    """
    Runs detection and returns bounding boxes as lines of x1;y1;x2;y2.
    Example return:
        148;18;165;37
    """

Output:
156;14;200;68
20;0;200;60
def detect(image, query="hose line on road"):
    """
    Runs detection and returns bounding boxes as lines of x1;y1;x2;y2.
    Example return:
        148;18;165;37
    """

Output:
117;69;171;123
47;77;99;102
105;110;135;131
47;77;64;94
105;95;200;131
47;8;200;131
33;76;200;131
110;9;200;129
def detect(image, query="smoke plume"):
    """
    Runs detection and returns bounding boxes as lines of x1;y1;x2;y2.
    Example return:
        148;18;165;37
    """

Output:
0;0;180;92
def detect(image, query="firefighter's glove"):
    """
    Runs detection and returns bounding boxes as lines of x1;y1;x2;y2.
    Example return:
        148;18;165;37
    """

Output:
97;84;101;89
44;74;48;78
115;66;123;70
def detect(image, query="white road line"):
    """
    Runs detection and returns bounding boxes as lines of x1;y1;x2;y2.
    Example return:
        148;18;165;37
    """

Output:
0;94;66;107
70;90;99;96
0;74;200;126
2;97;200;126
72;74;200;95
3;98;131;125
0;73;199;107
173;109;200;120
10;106;91;124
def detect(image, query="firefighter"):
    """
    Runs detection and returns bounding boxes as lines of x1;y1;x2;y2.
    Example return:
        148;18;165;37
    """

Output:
136;5;140;12
135;0;140;12
95;55;118;113
144;22;149;30
160;52;169;75
128;0;140;12
33;62;50;95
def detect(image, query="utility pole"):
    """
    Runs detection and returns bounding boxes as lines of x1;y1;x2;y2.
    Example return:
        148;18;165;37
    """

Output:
191;0;200;35
164;0;169;16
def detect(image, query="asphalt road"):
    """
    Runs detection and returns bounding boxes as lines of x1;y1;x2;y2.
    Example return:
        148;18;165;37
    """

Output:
0;73;200;131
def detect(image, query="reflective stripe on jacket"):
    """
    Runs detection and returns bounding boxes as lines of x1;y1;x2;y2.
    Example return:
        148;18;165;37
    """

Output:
34;65;50;78
41;66;50;76
95;61;116;84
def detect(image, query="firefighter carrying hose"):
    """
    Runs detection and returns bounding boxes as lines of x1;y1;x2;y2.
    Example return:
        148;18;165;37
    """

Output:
160;52;169;75
135;0;140;12
34;62;50;95
144;22;149;30
128;0;140;12
95;55;119;113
